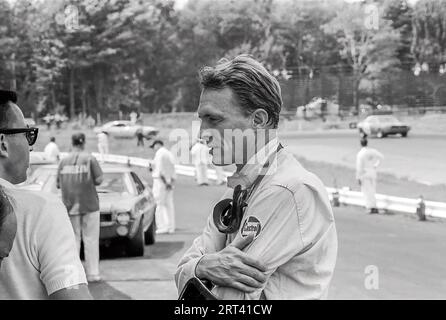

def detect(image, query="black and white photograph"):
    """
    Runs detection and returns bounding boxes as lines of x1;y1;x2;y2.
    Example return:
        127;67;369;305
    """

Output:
0;0;445;307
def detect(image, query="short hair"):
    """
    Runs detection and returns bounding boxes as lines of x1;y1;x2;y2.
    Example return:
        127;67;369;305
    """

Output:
150;140;164;148
199;55;283;128
0;186;13;234
50;137;56;143
0;90;18;128
360;138;368;147
72;133;86;147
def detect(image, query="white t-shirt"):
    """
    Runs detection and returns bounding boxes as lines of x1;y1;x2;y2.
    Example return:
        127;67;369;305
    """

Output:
190;143;210;166
44;142;60;162
0;178;87;299
152;147;176;184
97;133;108;146
356;147;384;180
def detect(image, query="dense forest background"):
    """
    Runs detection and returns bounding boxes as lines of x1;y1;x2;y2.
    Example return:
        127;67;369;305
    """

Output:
1;0;445;120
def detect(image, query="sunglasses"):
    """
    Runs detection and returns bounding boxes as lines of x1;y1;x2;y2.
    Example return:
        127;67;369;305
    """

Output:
0;127;39;146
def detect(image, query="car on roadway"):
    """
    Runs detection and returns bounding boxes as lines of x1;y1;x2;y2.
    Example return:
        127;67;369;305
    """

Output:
357;115;411;138
94;120;159;139
21;164;157;257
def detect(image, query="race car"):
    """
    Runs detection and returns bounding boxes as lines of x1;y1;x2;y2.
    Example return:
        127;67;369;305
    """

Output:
358;115;411;138
94;120;159;139
21;164;157;257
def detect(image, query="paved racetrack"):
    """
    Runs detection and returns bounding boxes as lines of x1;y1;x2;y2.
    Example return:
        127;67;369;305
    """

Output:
89;175;446;300
281;131;446;187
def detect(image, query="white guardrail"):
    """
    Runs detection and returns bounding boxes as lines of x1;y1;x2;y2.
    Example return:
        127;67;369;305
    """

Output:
33;152;446;219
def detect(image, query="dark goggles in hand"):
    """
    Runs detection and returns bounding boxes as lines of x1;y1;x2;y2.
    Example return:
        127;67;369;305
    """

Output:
0;127;39;146
213;185;248;234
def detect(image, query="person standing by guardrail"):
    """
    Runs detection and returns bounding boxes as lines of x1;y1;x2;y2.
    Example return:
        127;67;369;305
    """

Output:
190;139;210;186
150;140;177;234
44;136;60;162
97;130;109;162
356;137;384;214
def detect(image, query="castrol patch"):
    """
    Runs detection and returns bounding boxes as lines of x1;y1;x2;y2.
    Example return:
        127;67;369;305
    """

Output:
240;216;262;239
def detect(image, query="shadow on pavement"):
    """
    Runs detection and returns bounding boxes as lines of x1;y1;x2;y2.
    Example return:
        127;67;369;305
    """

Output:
89;281;132;300
96;241;185;260
146;241;185;259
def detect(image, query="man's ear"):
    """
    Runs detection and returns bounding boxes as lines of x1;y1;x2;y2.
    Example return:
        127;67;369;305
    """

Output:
251;109;269;129
0;134;9;158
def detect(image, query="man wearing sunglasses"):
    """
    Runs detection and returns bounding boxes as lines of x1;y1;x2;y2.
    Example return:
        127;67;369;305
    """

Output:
0;90;91;300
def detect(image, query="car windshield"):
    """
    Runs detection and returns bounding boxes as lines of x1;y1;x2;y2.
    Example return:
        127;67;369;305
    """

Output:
378;116;399;123
97;172;134;194
29;169;135;195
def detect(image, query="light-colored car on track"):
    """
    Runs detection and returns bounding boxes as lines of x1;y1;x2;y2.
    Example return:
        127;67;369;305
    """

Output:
94;120;158;139
358;115;411;138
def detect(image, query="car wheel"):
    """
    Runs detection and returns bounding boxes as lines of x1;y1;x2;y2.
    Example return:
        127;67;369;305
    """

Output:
126;218;145;257
376;130;384;138
145;218;156;245
402;132;408;138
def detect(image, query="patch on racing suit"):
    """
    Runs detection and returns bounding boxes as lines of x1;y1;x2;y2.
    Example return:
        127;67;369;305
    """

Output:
240;216;262;239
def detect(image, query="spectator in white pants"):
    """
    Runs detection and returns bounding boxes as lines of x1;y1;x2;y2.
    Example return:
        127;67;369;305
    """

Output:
150;140;176;234
212;164;226;185
97;131;109;162
190;139;210;186
44;137;60;162
57;133;104;282
356;138;384;214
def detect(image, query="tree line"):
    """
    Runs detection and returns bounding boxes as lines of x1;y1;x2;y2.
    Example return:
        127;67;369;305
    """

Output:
0;0;445;120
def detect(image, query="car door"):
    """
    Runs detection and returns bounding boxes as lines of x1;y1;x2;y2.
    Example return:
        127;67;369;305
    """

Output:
105;123;123;136
121;123;136;138
115;123;132;137
368;117;380;133
130;172;155;231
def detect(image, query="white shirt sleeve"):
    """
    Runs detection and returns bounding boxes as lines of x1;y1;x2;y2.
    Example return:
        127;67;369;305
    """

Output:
34;195;87;295
153;149;176;183
372;149;384;163
152;150;162;179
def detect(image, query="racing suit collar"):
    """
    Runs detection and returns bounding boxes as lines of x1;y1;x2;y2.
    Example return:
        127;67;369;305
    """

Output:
0;177;15;189
227;137;279;190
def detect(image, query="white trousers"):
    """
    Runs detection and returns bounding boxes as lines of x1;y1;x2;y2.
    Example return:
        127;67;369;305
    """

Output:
152;179;175;232
361;177;377;209
98;144;109;162
213;165;226;184
195;163;209;185
69;211;100;277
